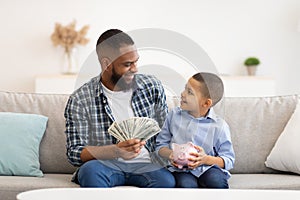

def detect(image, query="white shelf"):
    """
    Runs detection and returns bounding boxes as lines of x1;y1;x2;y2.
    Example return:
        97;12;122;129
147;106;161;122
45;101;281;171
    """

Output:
35;74;78;94
220;76;276;97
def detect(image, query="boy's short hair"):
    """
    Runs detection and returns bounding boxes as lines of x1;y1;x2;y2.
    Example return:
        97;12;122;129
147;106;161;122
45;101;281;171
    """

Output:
192;72;224;106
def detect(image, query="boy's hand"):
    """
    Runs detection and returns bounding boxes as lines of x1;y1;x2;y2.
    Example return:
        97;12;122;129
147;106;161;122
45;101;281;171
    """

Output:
168;151;180;168
188;145;206;169
116;139;145;160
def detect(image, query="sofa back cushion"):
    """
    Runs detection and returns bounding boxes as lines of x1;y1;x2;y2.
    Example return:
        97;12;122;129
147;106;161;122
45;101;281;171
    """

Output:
1;90;298;174
214;95;299;173
167;95;299;173
0;91;77;174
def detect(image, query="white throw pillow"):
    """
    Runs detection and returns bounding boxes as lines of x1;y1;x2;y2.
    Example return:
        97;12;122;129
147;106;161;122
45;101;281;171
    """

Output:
265;100;300;174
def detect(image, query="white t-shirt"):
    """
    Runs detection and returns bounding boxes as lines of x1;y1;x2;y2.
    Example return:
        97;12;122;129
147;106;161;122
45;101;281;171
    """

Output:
102;83;151;163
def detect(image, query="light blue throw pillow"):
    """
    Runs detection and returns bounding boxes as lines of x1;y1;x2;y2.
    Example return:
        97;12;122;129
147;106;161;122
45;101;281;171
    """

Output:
0;112;48;177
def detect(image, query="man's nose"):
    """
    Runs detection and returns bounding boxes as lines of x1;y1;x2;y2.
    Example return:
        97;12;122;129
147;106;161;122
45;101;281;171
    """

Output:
130;62;138;73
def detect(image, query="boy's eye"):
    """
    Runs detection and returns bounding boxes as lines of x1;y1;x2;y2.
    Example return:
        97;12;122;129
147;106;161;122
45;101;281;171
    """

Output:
184;85;193;95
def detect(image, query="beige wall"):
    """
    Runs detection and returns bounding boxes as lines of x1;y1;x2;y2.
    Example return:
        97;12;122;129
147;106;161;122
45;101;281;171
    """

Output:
0;0;300;95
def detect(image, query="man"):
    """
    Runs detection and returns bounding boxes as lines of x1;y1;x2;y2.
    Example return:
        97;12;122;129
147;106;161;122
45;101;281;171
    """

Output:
64;29;175;187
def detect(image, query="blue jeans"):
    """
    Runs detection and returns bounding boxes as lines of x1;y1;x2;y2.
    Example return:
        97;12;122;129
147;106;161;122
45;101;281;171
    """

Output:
172;166;229;188
77;160;175;188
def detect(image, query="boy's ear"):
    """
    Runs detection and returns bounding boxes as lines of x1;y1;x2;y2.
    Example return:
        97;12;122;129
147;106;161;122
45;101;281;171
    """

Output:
204;98;213;107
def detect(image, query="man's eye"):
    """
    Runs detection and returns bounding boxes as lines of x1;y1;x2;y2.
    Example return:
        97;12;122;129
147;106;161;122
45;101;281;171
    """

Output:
124;63;131;67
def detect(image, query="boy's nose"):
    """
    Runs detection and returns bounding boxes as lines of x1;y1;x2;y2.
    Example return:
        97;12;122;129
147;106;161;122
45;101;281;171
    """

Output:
181;91;185;98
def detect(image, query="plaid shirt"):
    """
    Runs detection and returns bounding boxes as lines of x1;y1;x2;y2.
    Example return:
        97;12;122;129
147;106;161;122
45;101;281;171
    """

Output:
64;74;168;166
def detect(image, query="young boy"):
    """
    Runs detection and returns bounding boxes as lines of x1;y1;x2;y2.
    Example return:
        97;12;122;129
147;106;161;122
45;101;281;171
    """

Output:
156;72;235;188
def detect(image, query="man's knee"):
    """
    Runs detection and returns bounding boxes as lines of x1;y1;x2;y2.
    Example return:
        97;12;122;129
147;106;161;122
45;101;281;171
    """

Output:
77;160;112;187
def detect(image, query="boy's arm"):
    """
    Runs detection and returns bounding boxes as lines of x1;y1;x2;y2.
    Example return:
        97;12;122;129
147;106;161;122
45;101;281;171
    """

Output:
215;122;235;170
204;155;225;168
155;109;175;162
189;121;235;170
158;147;172;160
159;147;180;168
188;146;225;169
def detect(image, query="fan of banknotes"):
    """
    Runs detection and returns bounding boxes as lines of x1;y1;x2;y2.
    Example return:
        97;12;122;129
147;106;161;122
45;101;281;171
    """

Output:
108;117;161;142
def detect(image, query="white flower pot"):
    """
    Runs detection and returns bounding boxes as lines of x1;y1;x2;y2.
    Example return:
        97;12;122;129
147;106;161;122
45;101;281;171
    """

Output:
246;66;257;76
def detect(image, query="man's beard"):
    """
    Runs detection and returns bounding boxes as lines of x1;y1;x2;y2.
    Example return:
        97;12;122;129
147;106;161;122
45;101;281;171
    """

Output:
111;66;134;91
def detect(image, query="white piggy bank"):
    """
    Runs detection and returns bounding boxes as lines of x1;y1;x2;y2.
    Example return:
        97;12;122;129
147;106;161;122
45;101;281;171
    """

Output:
171;142;198;169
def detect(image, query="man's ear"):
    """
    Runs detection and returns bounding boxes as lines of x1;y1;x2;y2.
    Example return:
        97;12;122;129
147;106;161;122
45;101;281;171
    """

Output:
100;57;111;71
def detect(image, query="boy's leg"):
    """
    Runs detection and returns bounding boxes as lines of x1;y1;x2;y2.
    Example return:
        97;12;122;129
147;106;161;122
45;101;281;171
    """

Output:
197;166;229;188
172;172;198;188
77;160;125;187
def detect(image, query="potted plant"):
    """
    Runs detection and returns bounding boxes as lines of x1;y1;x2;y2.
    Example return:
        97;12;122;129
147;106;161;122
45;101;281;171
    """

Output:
244;57;260;76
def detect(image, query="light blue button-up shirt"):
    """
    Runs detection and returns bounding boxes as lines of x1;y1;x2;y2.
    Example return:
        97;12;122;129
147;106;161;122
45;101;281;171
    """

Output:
156;107;235;178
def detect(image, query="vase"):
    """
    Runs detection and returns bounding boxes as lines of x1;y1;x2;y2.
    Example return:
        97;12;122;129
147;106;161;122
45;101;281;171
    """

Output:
61;47;79;74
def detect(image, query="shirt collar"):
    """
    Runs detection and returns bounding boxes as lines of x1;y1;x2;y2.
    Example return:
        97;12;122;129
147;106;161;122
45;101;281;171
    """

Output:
205;108;218;122
95;76;102;97
132;74;144;91
179;107;218;122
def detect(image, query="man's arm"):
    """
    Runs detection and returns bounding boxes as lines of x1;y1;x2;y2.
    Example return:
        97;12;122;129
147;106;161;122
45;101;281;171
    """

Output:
65;87;149;165
153;79;168;128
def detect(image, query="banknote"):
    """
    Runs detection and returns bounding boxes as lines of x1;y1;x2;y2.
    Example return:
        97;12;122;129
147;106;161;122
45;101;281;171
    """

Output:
108;117;161;142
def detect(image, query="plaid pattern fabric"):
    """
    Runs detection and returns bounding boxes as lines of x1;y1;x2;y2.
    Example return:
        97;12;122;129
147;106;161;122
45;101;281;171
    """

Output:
64;74;168;166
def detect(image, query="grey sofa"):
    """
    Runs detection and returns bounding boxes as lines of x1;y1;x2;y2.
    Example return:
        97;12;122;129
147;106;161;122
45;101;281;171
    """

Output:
1;91;300;200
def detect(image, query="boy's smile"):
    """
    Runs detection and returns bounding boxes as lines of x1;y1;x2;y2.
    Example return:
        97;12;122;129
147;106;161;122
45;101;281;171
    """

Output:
180;77;211;118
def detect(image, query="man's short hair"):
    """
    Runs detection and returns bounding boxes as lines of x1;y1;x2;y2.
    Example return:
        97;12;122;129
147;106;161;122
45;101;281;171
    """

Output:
192;72;224;106
96;29;134;59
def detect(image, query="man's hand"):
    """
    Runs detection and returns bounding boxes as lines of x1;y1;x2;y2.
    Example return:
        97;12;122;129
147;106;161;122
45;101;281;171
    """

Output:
115;139;146;160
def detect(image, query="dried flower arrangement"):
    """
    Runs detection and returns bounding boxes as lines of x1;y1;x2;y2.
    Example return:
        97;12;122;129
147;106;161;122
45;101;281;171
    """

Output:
51;20;90;53
51;20;89;74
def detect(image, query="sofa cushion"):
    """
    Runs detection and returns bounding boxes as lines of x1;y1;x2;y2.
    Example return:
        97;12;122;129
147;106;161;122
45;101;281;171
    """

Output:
213;95;299;174
229;174;300;189
0;112;47;177
0;174;78;200
0;91;77;174
265;100;300;174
